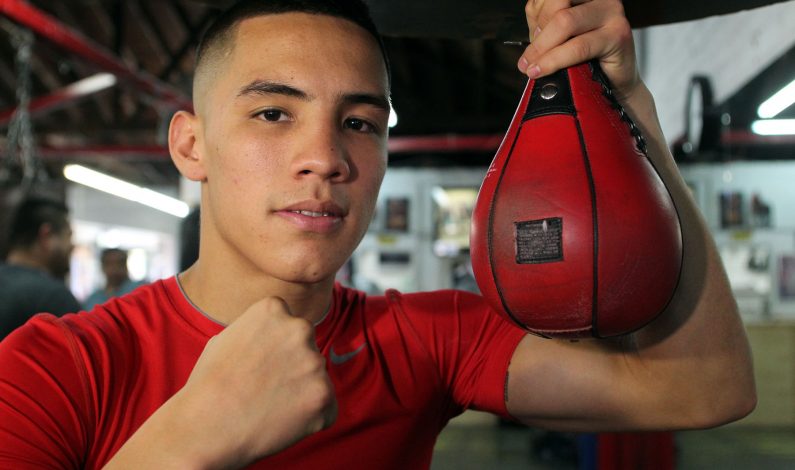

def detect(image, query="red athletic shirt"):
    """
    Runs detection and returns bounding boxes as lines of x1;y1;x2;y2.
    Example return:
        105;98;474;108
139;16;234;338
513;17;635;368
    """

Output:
0;277;525;469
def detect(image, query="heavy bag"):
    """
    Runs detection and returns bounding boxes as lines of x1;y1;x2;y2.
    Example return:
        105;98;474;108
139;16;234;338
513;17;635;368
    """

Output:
470;61;682;338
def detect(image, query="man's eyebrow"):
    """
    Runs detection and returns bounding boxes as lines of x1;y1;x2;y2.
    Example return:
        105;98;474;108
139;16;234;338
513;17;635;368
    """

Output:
237;80;311;100
237;79;389;112
341;93;390;113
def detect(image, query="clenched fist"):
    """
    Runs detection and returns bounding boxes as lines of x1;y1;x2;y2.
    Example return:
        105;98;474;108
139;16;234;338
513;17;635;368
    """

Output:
181;296;337;467
105;297;336;470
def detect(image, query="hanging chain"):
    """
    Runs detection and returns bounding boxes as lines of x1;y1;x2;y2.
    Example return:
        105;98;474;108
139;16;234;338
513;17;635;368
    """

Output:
588;61;648;156
4;22;46;188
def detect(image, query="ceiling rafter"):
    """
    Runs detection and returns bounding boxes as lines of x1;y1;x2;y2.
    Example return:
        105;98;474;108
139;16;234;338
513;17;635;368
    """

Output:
137;0;177;58
47;1;116;124
158;9;215;80
124;1;170;74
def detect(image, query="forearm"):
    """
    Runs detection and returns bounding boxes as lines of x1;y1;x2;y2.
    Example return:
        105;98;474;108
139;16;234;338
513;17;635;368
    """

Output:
618;82;756;427
103;391;227;470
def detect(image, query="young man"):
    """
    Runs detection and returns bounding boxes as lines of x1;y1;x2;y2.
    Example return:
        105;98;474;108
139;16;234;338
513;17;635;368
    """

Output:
0;0;755;468
0;196;79;339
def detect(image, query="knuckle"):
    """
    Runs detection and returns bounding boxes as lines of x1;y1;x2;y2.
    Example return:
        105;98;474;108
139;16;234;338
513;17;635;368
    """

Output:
573;40;591;63
525;0;542;24
553;9;576;33
291;318;314;339
611;18;633;42
305;352;326;373
528;40;543;57
304;378;335;414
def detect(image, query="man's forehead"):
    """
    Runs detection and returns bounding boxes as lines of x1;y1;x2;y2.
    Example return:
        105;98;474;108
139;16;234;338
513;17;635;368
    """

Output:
195;12;388;113
235;12;370;43
227;15;388;89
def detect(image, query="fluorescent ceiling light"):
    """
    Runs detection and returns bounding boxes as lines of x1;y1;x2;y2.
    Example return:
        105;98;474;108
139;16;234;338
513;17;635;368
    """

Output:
68;73;117;95
751;119;795;136
63;164;189;218
757;78;795;118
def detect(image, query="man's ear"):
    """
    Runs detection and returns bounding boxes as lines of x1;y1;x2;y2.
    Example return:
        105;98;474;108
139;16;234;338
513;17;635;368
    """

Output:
169;110;207;182
36;223;54;251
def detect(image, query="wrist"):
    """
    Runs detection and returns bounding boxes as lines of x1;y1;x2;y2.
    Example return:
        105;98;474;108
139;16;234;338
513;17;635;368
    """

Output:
104;389;228;470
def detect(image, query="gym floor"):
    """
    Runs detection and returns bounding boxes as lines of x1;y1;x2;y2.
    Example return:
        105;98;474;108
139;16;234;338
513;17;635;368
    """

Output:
431;412;795;469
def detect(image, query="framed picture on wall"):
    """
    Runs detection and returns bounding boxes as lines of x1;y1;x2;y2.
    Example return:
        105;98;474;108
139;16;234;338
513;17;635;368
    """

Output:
431;186;479;257
779;255;795;301
385;197;409;232
720;191;744;229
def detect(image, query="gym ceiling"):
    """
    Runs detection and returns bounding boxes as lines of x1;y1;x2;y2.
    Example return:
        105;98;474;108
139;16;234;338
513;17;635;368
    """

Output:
0;0;793;187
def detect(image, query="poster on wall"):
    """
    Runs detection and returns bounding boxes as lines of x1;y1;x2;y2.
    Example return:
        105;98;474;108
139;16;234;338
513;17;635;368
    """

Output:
385;197;409;232
720;191;744;229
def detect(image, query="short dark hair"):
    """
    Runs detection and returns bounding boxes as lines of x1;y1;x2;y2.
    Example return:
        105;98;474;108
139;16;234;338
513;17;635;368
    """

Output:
101;248;128;264
8;197;70;250
195;0;391;86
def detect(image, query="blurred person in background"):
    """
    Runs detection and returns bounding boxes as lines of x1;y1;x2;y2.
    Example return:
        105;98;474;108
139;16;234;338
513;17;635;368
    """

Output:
0;196;80;339
179;206;201;271
83;248;145;309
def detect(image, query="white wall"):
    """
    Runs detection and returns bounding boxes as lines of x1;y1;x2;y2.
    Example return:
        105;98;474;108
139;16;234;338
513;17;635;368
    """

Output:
681;161;795;230
680;161;795;319
638;1;795;143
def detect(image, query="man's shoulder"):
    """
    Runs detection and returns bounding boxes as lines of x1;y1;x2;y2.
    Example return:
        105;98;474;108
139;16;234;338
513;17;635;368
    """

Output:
350;286;489;318
63;280;170;336
0;262;53;285
386;288;487;309
0;263;81;317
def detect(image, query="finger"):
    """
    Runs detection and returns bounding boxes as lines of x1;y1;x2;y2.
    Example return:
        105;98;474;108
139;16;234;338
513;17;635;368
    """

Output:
531;0;597;33
518;1;625;76
525;0;568;37
524;28;622;80
522;4;607;62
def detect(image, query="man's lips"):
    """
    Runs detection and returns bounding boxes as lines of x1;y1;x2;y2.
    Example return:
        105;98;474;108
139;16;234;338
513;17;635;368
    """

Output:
275;200;346;232
279;200;346;217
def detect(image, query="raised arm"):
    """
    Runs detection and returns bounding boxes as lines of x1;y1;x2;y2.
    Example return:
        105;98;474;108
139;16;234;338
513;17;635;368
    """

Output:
104;298;336;469
504;0;756;431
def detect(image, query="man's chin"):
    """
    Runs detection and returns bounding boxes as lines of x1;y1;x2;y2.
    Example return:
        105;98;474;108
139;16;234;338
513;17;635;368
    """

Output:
285;271;338;285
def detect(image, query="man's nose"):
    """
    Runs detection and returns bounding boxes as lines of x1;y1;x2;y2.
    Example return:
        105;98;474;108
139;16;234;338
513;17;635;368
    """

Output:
290;127;351;182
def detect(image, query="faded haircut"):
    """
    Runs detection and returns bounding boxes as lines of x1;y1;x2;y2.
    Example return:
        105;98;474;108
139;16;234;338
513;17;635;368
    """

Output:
193;0;391;102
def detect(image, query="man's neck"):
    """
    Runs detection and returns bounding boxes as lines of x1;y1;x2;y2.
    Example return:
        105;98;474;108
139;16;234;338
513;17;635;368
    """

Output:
105;280;127;293
178;261;335;326
6;249;49;275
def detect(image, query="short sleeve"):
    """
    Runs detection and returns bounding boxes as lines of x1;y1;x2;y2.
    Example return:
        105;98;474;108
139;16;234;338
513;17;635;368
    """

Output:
445;291;526;418
0;314;89;469
392;290;526;420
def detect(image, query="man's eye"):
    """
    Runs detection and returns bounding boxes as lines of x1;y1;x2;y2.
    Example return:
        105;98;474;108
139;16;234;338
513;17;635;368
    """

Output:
256;109;288;122
344;118;378;134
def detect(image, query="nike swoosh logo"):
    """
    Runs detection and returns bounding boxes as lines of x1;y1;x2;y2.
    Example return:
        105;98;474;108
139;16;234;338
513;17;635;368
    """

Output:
329;342;367;365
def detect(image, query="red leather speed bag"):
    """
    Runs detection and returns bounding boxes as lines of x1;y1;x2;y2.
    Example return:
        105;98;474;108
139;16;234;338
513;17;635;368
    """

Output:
470;62;682;338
